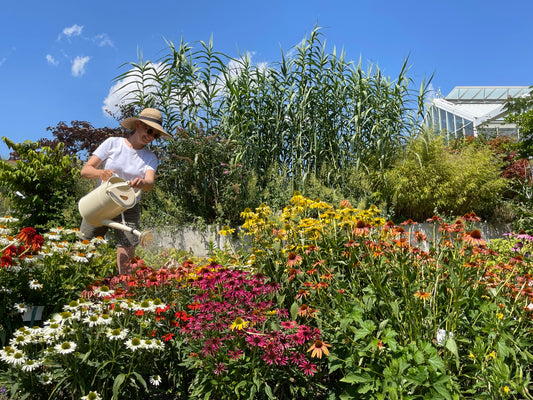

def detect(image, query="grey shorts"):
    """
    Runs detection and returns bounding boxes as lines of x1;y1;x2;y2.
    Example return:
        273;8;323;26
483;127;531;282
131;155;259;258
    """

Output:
80;204;140;248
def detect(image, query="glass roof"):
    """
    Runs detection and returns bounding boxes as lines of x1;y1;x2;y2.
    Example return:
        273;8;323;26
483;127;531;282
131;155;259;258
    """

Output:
446;86;531;102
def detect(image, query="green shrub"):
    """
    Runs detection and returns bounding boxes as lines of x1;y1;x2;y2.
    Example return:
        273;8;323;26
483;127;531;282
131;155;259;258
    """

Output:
0;138;88;231
386;131;507;221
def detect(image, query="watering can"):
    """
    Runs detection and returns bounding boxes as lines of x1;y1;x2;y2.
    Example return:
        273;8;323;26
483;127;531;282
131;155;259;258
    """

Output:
78;175;154;247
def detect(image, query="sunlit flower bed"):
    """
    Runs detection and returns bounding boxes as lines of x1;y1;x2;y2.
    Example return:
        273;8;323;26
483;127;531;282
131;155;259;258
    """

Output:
1;193;533;399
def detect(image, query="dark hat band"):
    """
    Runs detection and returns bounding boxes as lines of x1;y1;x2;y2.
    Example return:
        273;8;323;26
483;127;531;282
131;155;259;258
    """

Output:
138;115;163;125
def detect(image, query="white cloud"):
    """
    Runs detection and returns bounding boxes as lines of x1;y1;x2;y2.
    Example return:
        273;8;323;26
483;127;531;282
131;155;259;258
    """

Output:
0;57;6;67
46;54;59;66
72;56;90;77
94;33;113;47
102;63;163;117
62;24;83;39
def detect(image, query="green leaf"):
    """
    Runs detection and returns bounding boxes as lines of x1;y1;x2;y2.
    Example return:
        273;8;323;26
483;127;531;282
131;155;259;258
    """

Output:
445;337;460;369
433;382;452;400
113;373;126;400
290;301;299;320
340;372;373;384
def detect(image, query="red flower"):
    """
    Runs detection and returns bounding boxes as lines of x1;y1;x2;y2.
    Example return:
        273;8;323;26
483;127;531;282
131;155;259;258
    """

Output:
162;333;175;342
16;227;37;245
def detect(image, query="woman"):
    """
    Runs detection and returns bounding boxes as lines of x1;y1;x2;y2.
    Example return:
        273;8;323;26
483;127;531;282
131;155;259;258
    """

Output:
79;108;171;274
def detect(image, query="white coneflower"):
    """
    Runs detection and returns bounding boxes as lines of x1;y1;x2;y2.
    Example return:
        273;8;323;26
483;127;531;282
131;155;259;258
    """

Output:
39;372;53;385
23;255;38;264
45;233;62;241
124;337;143;352
10;334;31;347
0;346;16;363
71;253;89;263
81;391;103;400
54;341;76;355
98;314;113;326
21;358;42;372
142;339;164;351
14;303;28;314
51;242;69;253
0;227;11;235
149;375;162;386
105;328;129;341
5;349;26;366
90;236;108;245
9;264;22;272
42;322;65;341
82;315;102;328
0;216;19;223
93;286;115;297
29;279;43;290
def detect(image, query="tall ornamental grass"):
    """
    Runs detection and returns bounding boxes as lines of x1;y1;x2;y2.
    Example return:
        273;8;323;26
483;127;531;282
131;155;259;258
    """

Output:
115;26;431;212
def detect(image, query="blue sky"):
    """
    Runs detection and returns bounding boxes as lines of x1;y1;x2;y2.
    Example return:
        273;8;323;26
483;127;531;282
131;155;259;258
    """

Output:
1;0;532;158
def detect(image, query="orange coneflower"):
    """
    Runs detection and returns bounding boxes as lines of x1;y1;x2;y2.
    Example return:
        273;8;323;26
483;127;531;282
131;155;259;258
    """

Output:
298;304;316;317
307;340;331;359
287;252;303;267
463;229;485;246
426;215;443;223
414;291;431;300
353;220;371;236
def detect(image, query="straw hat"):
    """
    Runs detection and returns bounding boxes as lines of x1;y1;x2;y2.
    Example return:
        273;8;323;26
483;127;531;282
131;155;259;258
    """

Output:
121;108;172;138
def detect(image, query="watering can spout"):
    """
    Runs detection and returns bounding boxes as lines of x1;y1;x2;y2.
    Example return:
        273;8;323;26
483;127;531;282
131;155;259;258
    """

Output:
102;220;154;248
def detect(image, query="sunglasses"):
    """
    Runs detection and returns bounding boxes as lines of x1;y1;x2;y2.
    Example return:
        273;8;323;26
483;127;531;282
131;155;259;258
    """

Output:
145;127;161;139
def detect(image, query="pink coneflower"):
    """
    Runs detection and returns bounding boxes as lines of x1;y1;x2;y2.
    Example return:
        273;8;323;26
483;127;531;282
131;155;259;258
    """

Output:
281;321;298;330
228;348;244;360
213;362;227;376
246;332;267;347
300;360;318;376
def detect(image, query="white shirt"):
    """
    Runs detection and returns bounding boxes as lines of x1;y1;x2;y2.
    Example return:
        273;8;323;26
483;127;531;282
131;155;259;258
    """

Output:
93;137;158;183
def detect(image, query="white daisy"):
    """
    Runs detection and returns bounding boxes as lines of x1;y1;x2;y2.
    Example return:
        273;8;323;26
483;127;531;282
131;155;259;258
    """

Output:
124;337;143;352
39;372;53;385
71;253;89;263
54;341;76;355
105;328;129;341
150;375;162;386
14;303;28;313
51;242;69;253
90;236;108;245
10;334;31;347
0;216;19;223
45;233;62;241
81;391;103;400
93;286;115;297
0;227;12;235
4;349;26;366
21;358;42;372
29;279;43;290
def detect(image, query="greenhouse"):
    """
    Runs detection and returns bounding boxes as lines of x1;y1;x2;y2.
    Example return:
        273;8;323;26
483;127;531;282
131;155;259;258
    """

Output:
426;85;530;139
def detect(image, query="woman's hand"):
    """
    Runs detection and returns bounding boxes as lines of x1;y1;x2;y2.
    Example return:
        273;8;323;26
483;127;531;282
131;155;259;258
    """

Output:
129;177;146;189
99;169;116;181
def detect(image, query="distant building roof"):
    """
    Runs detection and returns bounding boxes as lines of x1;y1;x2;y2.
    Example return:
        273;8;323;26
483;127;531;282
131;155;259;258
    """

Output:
426;85;532;138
